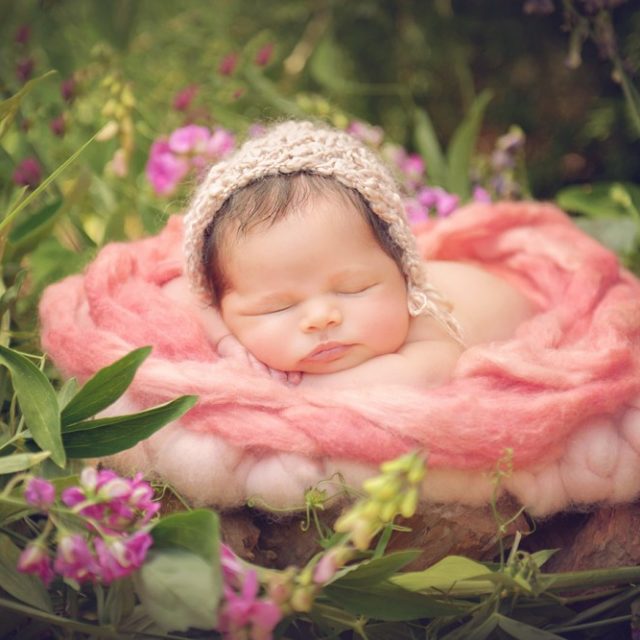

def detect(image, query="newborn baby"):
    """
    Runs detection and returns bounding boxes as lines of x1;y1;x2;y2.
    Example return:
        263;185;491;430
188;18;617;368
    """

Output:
175;121;534;389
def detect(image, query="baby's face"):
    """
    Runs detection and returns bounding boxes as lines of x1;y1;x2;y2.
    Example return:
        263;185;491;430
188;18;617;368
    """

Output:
218;192;411;374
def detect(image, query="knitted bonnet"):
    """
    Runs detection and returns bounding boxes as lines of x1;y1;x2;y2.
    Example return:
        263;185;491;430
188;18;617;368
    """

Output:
183;120;462;340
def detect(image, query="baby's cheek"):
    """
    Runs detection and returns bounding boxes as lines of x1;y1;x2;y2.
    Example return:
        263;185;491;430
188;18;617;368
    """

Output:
239;321;295;370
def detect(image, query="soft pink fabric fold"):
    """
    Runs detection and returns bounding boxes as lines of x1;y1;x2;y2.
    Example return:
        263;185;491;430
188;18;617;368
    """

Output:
39;202;640;513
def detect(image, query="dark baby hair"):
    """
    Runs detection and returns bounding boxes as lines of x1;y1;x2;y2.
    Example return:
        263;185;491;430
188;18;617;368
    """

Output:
201;172;405;306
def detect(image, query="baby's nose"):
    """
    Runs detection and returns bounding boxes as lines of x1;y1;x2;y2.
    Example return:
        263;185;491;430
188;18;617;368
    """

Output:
300;302;342;333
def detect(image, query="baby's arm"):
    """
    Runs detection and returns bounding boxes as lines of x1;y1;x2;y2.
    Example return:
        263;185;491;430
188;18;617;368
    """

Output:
298;338;463;390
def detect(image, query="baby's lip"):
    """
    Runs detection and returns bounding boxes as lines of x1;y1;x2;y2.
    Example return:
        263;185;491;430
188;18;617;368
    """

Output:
302;342;351;363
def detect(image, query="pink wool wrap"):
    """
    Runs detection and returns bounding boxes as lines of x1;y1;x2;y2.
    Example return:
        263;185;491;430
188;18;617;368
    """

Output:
39;201;640;515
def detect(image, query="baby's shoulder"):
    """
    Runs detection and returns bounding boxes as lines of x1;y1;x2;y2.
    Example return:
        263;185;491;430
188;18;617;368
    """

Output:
409;260;536;347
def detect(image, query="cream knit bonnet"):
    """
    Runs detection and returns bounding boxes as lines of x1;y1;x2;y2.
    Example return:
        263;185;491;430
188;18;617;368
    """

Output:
183;120;462;341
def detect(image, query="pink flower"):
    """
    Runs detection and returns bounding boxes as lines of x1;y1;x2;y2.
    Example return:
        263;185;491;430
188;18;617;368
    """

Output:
146;140;190;196
12;157;41;189
168;125;211;154
94;531;152;584
219;569;282;640
404;198;429;224
54;534;100;583
17;543;54;586
435;191;459;218
472;185;492;203
255;43;274;67
219;53;239;76
399;153;425;182
416;186;459;218
206;128;235;159
173;84;199;111
24;477;56;509
60;76;76;102
50;114;66;137
347;121;384;147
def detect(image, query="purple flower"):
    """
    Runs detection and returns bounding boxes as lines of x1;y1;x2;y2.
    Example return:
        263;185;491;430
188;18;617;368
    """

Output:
168;124;210;154
54;534;100;583
146;140;190;196
219;53;239;76
173;84;199;111
12;157;41;189
17;543;54;586
472;185;492;203
94;531;152;584
24;477;56;510
16;57;34;83
404;198;429;224
60;76;76;103
434;191;459;218
50;114;66;137
15;24;31;46
255;43;274;67
399;153;425;183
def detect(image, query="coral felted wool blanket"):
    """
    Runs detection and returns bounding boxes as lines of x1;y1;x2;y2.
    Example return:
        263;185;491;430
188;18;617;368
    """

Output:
39;201;640;516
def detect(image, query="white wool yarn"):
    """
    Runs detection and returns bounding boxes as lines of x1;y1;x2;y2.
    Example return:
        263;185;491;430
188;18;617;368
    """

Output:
182;120;462;341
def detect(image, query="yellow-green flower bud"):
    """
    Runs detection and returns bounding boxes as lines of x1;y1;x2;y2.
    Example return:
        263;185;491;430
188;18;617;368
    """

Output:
399;487;418;518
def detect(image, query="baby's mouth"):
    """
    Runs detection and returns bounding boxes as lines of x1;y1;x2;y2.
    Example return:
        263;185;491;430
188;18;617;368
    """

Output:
302;342;351;363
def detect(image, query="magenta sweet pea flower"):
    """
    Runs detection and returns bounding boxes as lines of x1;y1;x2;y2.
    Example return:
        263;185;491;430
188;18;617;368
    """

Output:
207;128;235;159
435;191;460;218
54;534;100;583
61;76;77;102
12;157;41;189
472;185;492;203
255;43;274;67
173;84;199;111
146;140;190;196
94;531;153;584
168;125;211;154
17;542;55;586
24;477;56;510
219;53;239;76
346;121;384;147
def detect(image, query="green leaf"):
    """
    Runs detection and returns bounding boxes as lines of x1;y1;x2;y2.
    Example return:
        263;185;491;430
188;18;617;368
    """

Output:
56;378;79;411
134;549;219;632
556;182;640;218
0;346;64;467
0;132;96;236
62;395;197;458
530;549;558;570
574;216;638;256
323;581;467;621
0;534;52;612
497;614;565;639
0;71;56;140
103;576;136;626
151;509;220;564
7;198;63;252
61;347;152;426
414;107;448;188
333;550;420;587
391;555;492;595
446;90;492;200
0;451;50;474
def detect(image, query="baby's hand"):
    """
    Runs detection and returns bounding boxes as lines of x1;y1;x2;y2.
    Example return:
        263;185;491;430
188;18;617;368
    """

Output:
217;335;302;385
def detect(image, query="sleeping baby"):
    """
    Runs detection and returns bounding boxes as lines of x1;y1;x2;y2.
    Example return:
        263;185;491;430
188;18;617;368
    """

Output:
170;120;534;389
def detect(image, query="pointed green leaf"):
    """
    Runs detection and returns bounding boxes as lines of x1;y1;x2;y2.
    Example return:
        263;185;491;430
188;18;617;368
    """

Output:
497;614;565;639
56;378;79;411
134;549;219;632
414;107;448;188
0;133;96;235
391;555;492;595
7;198;63;251
324;580;467;621
0;534;52;612
333;550;420;587
61;347;152;426
0;71;57;140
0;346;64;467
151;509;220;563
62;395;197;458
446;90;492;200
0;451;50;475
556;182;640;218
530;549;558;569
